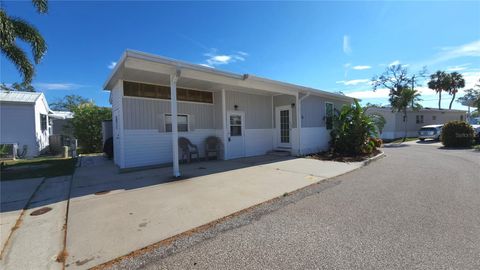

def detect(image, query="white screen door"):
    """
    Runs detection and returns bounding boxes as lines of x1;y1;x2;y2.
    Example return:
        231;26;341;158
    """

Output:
227;111;245;159
275;106;292;148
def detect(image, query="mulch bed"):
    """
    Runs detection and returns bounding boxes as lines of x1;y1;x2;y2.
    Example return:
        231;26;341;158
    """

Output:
306;149;382;162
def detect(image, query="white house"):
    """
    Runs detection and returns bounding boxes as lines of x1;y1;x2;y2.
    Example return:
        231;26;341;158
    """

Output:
365;107;467;140
0;90;52;157
103;50;355;175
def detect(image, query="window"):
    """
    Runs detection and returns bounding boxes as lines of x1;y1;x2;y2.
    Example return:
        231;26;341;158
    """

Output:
325;102;334;130
165;114;188;132
416;115;424;124
229;114;242;136
432;115;436;121
124;81;213;104
460;115;464;121
40;114;47;131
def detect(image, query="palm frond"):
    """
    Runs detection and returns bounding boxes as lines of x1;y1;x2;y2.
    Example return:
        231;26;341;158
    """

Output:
31;0;48;13
0;9;15;46
10;17;47;64
1;43;34;84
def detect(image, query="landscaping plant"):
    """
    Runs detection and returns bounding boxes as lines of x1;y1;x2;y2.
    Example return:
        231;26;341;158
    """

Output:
441;121;475;148
70;103;111;153
330;100;379;155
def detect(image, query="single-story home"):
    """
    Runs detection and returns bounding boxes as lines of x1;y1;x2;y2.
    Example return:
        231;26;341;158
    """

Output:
0;90;52;157
103;50;354;175
365;107;467;140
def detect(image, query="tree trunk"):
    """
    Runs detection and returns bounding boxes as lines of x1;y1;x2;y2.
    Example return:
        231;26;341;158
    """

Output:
438;91;442;109
449;91;456;110
403;109;408;142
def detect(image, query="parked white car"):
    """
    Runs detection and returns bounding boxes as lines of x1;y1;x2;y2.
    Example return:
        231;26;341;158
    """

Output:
418;124;443;141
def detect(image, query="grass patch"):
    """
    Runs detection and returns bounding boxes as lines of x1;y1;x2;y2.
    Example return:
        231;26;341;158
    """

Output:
0;156;76;181
386;137;419;143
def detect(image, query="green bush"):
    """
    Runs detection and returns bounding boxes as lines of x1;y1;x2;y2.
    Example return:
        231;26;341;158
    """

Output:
330;100;379;155
441;121;475;147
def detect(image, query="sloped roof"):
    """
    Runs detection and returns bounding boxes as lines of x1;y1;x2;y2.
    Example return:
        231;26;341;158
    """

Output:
0;90;42;103
50;110;74;119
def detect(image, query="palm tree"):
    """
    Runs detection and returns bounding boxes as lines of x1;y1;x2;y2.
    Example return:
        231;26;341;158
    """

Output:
392;88;422;142
0;0;48;84
427;70;449;110
447;72;465;110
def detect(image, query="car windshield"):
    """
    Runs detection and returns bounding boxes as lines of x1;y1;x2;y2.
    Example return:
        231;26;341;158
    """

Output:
420;128;437;132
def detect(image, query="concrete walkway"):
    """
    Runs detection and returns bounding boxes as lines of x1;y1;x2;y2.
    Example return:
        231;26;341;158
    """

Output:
1;176;71;270
65;155;364;269
0;177;44;255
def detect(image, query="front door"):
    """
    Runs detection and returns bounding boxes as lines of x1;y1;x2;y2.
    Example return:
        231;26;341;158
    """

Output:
226;111;245;159
275;106;292;148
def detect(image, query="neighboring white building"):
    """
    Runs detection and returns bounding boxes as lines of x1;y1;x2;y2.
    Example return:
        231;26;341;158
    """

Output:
0;90;53;157
366;107;467;140
103;50;355;173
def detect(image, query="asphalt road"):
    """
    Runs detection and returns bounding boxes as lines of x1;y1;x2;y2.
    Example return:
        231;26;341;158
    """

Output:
136;142;480;269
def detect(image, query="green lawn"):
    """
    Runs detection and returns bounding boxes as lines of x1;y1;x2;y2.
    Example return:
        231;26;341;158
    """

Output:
0;157;77;181
388;137;419;143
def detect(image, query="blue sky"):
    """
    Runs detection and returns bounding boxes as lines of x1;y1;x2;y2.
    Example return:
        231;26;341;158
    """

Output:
1;1;479;109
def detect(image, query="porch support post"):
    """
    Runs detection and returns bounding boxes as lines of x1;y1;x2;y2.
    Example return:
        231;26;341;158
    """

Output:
221;89;228;160
296;92;302;156
170;70;181;177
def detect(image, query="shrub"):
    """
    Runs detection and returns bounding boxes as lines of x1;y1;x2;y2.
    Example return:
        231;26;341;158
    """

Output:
370;137;383;148
70;103;112;153
330;100;379;155
441;121;475;147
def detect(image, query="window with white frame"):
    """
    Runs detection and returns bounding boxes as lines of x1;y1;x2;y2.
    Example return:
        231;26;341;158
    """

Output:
40;114;48;131
165;114;188;132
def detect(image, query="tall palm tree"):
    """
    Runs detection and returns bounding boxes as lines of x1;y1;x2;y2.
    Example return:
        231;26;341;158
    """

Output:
447;72;465;110
392;88;422;142
0;0;48;84
427;70;449;110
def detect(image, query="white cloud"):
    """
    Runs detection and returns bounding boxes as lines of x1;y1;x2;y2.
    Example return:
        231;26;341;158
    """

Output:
343;35;352;55
336;79;371;86
199;63;214;68
108;61;117;69
389;60;400;66
446;63;471;72
203;50;247;66
352;65;371;70
437;40;480;62
34;83;84;90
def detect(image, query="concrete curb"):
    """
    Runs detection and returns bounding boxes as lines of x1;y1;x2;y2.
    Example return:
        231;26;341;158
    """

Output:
361;151;386;167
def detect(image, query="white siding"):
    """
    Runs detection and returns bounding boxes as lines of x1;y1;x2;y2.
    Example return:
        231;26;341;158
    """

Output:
111;81;124;167
0;103;37;156
300;127;330;154
34;95;50;155
225;91;272;129
122;97;214;130
123;129;216;168
244;129;274;157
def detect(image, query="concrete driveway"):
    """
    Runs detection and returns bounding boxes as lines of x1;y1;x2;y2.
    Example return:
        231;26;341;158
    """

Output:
126;142;480;270
64;155;364;269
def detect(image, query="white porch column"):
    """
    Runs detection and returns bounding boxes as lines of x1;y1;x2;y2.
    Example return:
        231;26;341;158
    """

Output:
221;89;228;160
170;71;181;177
296;92;302;156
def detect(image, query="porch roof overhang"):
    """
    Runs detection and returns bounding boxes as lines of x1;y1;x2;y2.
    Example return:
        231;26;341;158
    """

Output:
103;50;355;103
